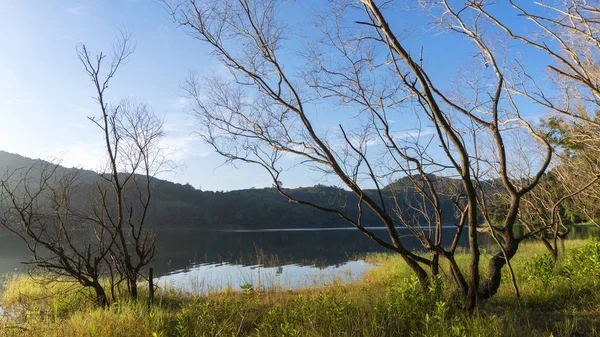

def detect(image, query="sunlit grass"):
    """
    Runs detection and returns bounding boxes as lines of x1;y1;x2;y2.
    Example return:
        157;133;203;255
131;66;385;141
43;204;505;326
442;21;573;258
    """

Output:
1;239;600;336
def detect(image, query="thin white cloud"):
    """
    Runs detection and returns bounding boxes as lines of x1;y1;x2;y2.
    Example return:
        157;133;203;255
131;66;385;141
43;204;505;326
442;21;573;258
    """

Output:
252;180;274;188
66;122;89;130
40;133;212;178
391;128;436;140
160;134;211;162
160;110;212;168
163;111;196;133
42;141;106;171
67;4;89;17
171;97;192;109
67;103;92;115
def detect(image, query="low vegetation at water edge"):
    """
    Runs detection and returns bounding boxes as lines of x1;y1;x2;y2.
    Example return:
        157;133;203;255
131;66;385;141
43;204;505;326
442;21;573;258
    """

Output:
1;239;600;337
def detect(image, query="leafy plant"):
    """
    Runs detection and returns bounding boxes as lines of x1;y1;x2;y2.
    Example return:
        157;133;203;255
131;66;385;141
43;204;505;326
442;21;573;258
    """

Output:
524;254;556;287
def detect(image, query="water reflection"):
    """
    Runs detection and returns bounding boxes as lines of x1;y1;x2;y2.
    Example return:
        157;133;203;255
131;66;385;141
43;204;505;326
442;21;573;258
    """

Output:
158;260;372;293
0;225;597;292
152;226;463;276
152;225;598;293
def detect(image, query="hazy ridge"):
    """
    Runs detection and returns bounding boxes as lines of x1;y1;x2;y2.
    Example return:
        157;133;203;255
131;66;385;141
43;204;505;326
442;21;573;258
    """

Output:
0;150;460;230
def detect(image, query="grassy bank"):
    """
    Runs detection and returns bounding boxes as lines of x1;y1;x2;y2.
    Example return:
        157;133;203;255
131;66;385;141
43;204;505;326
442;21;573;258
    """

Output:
1;239;599;336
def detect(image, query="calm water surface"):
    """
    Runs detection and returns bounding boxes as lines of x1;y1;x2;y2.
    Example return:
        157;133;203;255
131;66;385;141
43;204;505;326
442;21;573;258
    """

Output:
158;260;372;293
0;226;597;293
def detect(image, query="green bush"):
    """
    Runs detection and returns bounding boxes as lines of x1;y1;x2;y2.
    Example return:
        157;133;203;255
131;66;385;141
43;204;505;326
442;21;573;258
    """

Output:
524;253;556;287
563;237;600;284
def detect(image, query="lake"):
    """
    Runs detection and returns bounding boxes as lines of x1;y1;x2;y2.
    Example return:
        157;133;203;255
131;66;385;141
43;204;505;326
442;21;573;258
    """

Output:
0;225;597;293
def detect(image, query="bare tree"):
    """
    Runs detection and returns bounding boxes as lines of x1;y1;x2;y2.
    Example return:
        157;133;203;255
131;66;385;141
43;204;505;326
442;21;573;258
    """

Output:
0;32;165;304
77;32;165;299
0;164;114;306
459;1;600;217
164;0;553;311
545;114;600;228
462;0;600;123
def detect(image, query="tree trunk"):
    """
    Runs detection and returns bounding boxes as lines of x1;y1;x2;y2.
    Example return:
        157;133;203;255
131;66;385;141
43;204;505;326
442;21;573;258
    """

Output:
149;267;154;306
478;237;519;299
539;236;558;261
558;235;567;258
465;191;480;313
92;282;109;307
401;254;429;290
129;276;138;299
446;254;468;296
431;252;439;276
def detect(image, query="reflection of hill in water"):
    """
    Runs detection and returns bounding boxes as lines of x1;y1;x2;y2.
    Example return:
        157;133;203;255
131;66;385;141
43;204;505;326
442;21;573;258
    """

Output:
150;226;600;276
0;226;598;278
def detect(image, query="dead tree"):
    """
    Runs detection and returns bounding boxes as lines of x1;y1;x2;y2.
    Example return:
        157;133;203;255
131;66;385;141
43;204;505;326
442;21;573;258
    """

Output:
162;0;553;311
463;1;600;220
77;33;165;299
545;115;600;228
0;164;113;306
0;32;164;304
164;0;552;311
504;146;599;260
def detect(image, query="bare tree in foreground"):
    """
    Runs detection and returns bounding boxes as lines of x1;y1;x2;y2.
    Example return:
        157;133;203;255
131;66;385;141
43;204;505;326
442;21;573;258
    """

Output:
0;32;165;304
78;32;164;297
0;164;114;305
164;0;553;311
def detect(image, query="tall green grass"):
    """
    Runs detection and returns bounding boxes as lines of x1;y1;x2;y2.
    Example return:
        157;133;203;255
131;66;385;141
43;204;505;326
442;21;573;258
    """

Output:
1;239;599;336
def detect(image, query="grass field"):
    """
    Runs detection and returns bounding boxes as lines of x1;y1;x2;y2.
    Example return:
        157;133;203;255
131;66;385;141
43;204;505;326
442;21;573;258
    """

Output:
0;238;599;336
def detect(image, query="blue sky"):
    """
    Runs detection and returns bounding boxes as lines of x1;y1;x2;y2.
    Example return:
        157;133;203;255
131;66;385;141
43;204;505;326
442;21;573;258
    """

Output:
0;0;267;190
0;1;553;191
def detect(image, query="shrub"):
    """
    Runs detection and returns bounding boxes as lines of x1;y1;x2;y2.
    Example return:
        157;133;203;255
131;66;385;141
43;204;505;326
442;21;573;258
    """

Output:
563;237;600;284
524;253;556;287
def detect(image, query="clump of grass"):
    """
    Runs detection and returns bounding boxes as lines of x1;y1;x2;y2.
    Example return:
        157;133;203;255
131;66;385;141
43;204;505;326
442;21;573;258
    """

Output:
1;239;600;336
1;300;171;337
2;274;94;319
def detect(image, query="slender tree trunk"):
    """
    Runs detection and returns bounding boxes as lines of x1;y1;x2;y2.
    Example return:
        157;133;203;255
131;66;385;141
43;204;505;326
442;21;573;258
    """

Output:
431;252;439;276
479;194;523;299
129;274;138;299
149;267;154;306
446;255;468;296
559;235;567;258
539;236;558;261
465;191;480;313
131;281;138;299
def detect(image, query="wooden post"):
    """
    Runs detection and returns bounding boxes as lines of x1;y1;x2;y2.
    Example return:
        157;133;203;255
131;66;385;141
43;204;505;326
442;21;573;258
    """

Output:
148;267;154;306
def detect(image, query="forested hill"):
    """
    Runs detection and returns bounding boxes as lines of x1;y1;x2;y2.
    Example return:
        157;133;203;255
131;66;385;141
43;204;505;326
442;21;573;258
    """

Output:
0;151;460;230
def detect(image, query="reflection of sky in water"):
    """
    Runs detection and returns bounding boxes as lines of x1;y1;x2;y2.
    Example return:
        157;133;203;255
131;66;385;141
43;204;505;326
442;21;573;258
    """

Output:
157;260;373;293
0;226;597;286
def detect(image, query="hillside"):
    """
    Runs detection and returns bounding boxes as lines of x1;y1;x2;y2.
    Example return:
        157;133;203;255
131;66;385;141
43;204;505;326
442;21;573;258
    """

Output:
0;151;461;230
